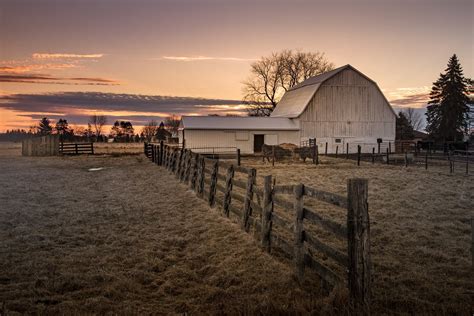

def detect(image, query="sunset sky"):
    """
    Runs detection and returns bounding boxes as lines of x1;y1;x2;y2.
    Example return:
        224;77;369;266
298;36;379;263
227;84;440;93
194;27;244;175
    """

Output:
0;0;472;132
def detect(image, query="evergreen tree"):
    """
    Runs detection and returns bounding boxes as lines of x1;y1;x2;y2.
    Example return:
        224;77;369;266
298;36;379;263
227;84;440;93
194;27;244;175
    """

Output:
55;119;72;140
396;112;414;140
38;117;53;135
426;54;470;141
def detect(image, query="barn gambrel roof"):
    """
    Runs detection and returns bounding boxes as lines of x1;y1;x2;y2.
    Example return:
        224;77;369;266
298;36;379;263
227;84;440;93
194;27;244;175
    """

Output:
271;64;397;118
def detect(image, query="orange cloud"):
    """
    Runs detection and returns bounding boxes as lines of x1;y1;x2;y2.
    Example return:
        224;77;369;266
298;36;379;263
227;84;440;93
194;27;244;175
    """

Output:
0;63;78;73
32;53;104;59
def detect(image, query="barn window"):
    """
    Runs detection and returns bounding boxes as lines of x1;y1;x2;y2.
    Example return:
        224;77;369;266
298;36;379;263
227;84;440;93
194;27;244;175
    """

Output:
335;138;342;143
235;131;249;141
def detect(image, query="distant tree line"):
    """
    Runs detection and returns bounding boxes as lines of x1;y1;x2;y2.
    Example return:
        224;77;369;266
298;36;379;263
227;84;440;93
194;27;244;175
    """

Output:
0;114;181;143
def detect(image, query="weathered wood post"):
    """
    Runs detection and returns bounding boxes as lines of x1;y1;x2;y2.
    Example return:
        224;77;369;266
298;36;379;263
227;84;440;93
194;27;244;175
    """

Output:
175;149;183;177
243;168;256;232
272;146;275;167
357;145;361;166
293;183;305;282
151;145;155;163
378;142;381;154
197;156;205;198
336;145;339;158
405;150;408;168
425;149;428;170
261;175;273;253
223;164;234;216
386;148;389;165
91;143;94;155
159;141;164;166
312;142;316;164
190;153;199;190
372;147;375;164
346;143;349;159
315;145;319;165
75;143;78;155
236;148;241;166
388;142;391;153
347;178;371;314
325;142;328;155
209;159;219;207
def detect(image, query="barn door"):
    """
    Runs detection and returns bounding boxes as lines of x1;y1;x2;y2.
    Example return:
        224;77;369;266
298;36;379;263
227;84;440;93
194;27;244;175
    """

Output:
254;134;264;152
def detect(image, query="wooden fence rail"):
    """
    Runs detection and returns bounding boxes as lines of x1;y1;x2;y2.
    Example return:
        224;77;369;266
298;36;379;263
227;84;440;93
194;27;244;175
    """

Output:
144;142;372;313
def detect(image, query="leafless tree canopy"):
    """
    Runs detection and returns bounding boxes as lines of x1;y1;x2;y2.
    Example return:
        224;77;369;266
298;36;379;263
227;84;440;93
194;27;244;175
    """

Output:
164;114;181;135
242;50;334;116
88;114;107;137
141;120;159;141
403;107;424;131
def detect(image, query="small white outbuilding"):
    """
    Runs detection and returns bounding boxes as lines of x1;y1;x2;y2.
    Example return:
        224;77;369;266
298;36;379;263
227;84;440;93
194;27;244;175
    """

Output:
178;116;300;154
179;64;397;154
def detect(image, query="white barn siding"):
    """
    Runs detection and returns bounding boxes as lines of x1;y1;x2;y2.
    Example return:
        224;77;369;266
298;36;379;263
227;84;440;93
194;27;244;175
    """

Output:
298;68;395;152
183;129;299;154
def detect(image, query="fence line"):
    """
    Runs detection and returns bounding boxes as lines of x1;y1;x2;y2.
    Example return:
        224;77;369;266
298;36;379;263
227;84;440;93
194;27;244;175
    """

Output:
144;142;372;313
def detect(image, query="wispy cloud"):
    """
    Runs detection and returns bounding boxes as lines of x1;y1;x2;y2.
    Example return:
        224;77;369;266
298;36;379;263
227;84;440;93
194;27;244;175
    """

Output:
386;86;431;108
157;55;256;62
0;74;119;86
0;63;79;73
0;92;245;126
32;53;104;59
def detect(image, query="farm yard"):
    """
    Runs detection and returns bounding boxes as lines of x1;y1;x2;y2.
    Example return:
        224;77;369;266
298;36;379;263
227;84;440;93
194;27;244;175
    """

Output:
0;142;473;315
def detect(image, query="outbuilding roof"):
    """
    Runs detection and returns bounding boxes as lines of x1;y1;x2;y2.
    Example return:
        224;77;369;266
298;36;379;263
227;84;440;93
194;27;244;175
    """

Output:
271;64;396;118
179;116;300;131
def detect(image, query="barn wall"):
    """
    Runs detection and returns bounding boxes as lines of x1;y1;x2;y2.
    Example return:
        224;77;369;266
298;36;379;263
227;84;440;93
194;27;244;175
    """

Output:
298;68;396;153
182;129;299;154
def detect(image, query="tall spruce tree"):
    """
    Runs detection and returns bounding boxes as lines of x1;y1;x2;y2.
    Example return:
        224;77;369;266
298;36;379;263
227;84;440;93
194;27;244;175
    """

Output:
426;54;470;141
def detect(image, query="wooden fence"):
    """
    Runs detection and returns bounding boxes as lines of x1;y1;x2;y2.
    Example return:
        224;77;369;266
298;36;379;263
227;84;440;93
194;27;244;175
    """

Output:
144;142;371;312
59;142;94;155
22;134;59;156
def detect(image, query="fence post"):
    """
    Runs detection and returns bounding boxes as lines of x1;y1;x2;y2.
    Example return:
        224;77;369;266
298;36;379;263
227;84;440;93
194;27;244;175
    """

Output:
191;153;199;190
386;148;389;165
325;142;328;155
236;148;241;166
315;145;319;165
372;147;375;164
346;143;349;159
405;150;408;168
159;141;164;166
312;142;316;164
243;168;256;232
425;150;428;170
357;145;361;166
151;145;155;163
347;178;371;314
197;156;205;198
293;183;305;282
336;145;339;158
388;142;391;153
272;146;275;167
223;164;234;216
91;143;94;155
378;142;380;154
209;159;219;207
75;143;78;155
261;175;273;252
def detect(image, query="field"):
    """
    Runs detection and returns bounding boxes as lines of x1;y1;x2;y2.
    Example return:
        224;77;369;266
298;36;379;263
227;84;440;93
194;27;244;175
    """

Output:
0;142;473;314
242;155;473;314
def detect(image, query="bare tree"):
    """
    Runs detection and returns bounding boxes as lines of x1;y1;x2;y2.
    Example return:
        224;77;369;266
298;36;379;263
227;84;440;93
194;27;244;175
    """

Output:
141;120;159;141
242;50;334;116
164;114;181;136
403;107;424;131
89;114;107;137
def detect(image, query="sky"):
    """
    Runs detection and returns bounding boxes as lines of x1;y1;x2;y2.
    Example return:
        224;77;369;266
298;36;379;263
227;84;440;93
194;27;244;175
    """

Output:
0;0;472;132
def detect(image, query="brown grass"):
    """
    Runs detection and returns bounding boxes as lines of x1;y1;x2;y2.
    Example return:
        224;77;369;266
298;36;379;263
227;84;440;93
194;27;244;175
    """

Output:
0;143;347;315
241;155;474;315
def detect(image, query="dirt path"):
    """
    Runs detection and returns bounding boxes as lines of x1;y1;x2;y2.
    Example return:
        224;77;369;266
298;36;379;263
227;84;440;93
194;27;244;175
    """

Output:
0;151;330;314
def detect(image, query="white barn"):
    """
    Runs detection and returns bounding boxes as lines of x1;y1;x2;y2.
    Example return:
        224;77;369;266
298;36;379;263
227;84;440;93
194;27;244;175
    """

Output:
179;64;396;154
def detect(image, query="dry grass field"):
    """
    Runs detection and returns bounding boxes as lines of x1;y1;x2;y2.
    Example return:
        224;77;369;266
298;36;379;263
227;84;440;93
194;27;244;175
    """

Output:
242;155;473;314
0;143;337;315
1;142;472;315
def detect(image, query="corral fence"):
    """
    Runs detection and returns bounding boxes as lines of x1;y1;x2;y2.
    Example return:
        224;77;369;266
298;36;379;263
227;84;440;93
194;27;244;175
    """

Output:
144;141;372;313
22;134;60;156
59;142;94;155
261;139;472;175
